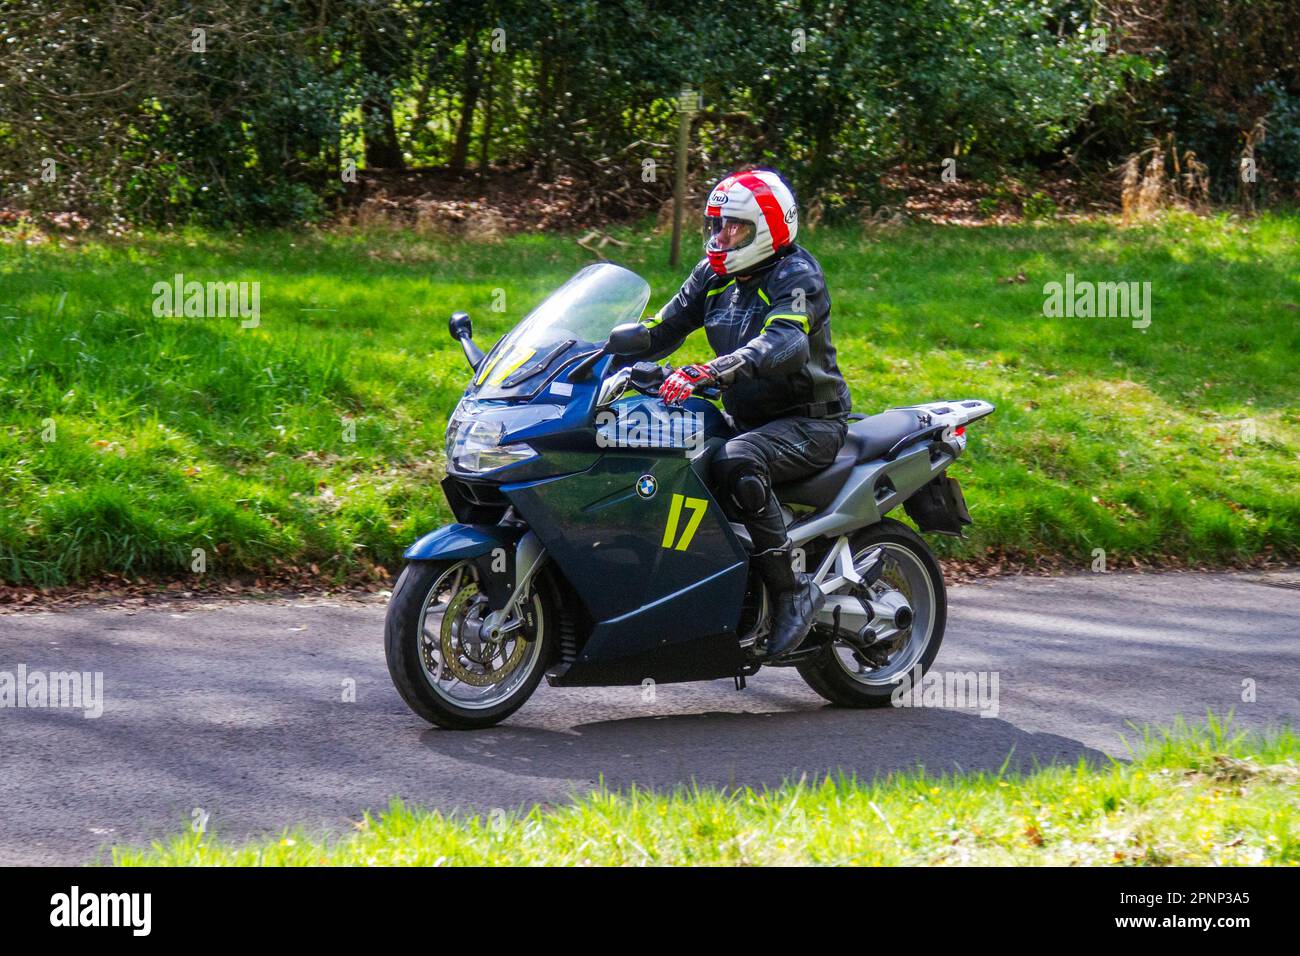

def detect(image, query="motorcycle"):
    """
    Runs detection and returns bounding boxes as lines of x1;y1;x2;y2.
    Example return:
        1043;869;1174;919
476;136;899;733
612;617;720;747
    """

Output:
385;262;994;729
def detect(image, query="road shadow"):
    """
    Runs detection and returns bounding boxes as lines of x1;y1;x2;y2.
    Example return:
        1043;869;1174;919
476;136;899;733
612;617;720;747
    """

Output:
419;705;1113;801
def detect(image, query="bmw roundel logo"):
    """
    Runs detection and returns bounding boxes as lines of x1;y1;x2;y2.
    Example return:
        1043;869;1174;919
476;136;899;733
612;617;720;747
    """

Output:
636;474;658;499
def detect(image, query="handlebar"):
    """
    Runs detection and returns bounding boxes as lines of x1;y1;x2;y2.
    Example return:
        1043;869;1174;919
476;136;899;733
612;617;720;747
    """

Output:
638;384;723;401
625;361;722;402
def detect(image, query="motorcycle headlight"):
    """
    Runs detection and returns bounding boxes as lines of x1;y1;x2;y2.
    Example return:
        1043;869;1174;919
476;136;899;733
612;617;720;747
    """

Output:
446;418;537;474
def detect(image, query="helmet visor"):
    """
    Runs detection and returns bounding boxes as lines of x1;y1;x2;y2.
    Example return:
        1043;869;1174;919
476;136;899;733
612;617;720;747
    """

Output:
703;215;756;253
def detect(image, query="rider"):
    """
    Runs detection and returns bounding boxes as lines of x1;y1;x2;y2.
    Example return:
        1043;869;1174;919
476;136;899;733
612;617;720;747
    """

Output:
630;166;852;659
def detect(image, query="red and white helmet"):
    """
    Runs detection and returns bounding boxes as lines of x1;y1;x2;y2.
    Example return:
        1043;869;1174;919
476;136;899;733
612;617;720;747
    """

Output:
703;168;798;276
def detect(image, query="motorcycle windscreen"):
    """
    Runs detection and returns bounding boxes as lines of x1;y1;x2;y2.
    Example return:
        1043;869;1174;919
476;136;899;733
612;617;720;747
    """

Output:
469;263;650;401
502;452;749;685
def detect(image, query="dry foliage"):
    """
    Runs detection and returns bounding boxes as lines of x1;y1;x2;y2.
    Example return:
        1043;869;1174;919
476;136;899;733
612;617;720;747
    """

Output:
1120;136;1211;223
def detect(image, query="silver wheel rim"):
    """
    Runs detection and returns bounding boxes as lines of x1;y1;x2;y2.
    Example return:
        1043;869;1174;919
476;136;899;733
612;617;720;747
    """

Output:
830;541;936;686
416;560;545;710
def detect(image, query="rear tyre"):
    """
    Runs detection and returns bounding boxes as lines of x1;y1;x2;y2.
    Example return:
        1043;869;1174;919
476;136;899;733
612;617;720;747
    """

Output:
796;518;946;708
385;558;553;730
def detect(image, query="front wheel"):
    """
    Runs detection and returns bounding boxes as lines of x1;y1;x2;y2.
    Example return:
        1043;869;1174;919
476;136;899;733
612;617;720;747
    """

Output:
385;558;553;729
796;518;947;708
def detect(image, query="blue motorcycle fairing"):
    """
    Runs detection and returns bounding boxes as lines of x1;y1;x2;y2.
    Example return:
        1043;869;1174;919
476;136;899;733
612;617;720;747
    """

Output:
445;354;734;483
501;448;749;685
413;352;751;684
403;522;519;561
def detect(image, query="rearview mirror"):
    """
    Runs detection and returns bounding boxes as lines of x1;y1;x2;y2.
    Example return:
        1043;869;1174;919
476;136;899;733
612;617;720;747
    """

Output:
448;311;473;341
607;322;651;356
448;311;485;371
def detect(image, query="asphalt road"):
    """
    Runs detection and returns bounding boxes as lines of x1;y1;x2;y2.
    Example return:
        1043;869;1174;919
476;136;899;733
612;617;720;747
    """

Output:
2;570;1297;865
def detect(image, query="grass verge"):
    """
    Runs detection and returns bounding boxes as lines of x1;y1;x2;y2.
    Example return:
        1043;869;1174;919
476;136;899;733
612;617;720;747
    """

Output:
2;213;1297;585
113;715;1297;866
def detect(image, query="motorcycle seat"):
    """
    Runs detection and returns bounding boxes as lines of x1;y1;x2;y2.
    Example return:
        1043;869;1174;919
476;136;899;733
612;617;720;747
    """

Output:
774;409;930;510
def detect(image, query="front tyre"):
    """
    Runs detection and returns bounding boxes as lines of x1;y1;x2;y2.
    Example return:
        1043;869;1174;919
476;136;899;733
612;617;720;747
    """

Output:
385;558;553;730
796;518;947;708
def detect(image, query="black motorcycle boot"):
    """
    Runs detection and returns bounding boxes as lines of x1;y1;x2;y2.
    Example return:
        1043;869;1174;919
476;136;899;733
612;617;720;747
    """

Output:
751;542;825;660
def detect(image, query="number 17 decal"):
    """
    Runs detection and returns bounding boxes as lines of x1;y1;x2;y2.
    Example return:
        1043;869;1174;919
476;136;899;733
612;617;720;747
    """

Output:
661;493;708;551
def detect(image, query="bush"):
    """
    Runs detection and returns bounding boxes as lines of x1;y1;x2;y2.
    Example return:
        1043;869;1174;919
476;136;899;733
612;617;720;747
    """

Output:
0;0;1155;227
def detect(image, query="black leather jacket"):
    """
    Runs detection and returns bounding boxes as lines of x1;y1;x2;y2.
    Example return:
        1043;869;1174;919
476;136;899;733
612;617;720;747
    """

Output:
634;244;852;430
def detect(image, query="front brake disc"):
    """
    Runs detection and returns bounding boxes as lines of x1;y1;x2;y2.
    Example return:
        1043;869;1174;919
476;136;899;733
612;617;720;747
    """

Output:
439;585;528;687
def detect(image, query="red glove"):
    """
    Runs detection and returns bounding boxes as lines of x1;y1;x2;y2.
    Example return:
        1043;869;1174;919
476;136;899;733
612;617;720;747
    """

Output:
660;363;717;405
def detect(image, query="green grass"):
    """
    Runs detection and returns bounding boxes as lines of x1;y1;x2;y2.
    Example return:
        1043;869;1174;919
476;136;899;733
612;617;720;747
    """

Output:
1;213;1298;585
112;715;1298;865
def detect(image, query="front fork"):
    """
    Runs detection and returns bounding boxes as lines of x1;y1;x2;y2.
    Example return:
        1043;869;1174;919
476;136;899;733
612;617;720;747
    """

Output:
467;530;549;641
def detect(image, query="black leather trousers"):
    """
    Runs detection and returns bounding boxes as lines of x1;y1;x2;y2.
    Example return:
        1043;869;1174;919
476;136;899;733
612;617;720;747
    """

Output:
708;415;848;552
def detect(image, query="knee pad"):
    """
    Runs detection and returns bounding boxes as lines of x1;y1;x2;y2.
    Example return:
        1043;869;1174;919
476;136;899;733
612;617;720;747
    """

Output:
733;472;770;514
711;437;772;517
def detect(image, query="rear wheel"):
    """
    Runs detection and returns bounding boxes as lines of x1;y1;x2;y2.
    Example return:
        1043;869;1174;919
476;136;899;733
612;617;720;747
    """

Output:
796;518;946;707
385;558;553;729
